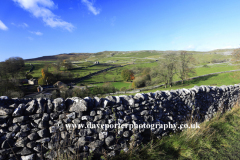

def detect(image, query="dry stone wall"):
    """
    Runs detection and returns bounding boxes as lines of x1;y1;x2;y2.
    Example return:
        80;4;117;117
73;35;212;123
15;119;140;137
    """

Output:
0;84;240;160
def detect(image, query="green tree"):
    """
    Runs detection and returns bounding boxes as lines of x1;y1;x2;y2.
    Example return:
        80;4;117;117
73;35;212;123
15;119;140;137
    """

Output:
0;62;9;80
121;69;134;81
0;57;25;98
4;57;25;80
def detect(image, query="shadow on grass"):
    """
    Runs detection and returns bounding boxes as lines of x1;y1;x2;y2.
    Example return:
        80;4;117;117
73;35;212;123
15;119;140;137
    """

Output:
68;67;100;71
30;63;45;71
23;65;32;72
174;74;218;87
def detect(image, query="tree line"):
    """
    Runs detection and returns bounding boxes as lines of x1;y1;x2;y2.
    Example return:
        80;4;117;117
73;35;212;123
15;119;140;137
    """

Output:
0;57;25;97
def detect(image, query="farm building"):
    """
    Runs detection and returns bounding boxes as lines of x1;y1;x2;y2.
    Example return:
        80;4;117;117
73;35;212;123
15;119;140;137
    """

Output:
28;78;38;85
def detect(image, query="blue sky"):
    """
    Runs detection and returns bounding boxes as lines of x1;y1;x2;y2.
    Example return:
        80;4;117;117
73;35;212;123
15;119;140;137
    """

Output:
1;0;240;61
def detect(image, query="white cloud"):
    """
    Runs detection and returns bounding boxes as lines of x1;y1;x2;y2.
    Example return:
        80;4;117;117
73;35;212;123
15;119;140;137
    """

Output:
20;23;29;28
81;0;100;15
13;0;74;32
30;31;43;35
0;20;8;31
12;22;29;28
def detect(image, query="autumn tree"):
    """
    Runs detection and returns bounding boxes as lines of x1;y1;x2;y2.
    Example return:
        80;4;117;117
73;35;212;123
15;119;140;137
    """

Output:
130;73;135;80
38;69;47;85
177;51;196;84
38;69;55;85
121;69;135;81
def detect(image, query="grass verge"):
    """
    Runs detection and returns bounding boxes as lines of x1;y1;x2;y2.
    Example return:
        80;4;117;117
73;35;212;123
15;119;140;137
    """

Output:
112;102;240;160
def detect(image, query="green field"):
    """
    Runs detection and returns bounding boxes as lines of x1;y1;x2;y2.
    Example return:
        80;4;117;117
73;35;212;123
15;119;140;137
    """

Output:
24;62;113;79
24;62;45;77
109;71;240;97
69;64;111;77
79;62;239;91
25;62;69;78
80;62;159;84
195;63;237;75
192;53;230;65
94;81;132;90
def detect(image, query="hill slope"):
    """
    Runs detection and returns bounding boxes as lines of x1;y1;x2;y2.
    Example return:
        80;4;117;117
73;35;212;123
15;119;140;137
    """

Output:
24;48;236;62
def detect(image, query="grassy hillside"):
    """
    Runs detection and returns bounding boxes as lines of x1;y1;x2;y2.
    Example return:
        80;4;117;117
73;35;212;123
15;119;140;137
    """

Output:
25;49;234;65
25;53;92;62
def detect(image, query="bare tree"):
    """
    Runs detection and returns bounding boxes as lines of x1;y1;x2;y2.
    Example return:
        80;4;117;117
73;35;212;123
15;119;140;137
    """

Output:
157;53;178;88
177;51;196;84
44;63;51;72
53;59;62;71
62;59;73;70
157;63;169;88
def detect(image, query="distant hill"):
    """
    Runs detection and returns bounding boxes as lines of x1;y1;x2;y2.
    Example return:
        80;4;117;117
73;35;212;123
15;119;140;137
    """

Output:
25;53;93;61
24;48;236;62
209;48;236;55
